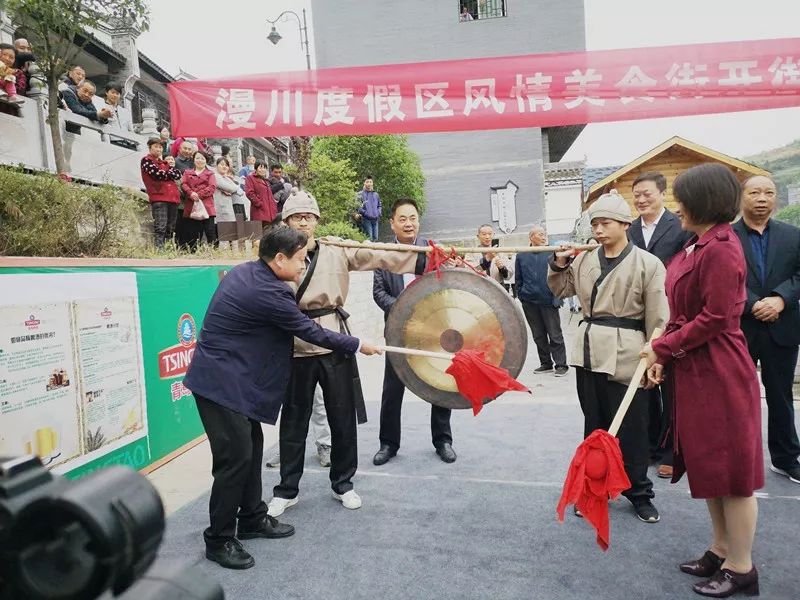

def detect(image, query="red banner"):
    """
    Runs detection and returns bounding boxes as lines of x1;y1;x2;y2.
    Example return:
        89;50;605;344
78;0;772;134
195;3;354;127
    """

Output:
168;38;800;138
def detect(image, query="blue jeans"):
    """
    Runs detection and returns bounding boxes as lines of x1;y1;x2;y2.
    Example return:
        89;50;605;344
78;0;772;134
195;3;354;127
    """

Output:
362;218;379;241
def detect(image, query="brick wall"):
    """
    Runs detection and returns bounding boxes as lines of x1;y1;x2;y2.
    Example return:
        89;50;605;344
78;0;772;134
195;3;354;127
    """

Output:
310;0;585;241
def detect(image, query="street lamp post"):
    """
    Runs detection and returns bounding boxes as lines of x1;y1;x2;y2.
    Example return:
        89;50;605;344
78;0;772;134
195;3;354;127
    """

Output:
266;9;311;71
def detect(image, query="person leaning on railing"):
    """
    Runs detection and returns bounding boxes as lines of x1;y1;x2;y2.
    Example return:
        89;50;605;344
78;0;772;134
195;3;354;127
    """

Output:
62;80;112;124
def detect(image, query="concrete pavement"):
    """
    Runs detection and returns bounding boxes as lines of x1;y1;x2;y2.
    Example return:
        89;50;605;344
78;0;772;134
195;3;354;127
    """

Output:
149;307;800;599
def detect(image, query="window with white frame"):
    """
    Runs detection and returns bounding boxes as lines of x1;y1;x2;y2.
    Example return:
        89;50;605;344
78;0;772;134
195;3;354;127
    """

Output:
458;0;506;22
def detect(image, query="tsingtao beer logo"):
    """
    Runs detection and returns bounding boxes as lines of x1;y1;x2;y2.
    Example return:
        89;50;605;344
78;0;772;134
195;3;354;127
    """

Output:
158;313;197;379
100;307;113;319
25;314;41;330
177;313;196;347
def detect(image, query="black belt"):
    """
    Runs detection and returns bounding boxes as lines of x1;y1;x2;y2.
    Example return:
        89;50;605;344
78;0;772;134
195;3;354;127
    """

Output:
299;305;366;424
302;306;351;323
580;316;645;332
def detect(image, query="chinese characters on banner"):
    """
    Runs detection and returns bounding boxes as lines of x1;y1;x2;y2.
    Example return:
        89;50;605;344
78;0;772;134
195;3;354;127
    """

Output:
168;38;800;138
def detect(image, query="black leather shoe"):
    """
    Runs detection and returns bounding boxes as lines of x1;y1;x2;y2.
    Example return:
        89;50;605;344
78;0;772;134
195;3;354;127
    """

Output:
237;515;295;539
436;443;457;463
205;539;255;570
692;567;759;597
373;444;396;466
680;550;725;577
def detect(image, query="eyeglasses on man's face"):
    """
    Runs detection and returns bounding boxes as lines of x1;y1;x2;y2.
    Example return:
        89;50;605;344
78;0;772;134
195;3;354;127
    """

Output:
289;214;318;223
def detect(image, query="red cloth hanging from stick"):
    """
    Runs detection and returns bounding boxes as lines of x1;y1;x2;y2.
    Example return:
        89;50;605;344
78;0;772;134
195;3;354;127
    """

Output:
556;429;631;551
444;349;529;415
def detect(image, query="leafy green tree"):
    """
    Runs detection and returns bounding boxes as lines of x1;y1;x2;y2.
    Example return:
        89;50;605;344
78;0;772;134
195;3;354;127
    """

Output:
775;203;800;227
6;0;150;175
312;135;426;218
304;152;358;223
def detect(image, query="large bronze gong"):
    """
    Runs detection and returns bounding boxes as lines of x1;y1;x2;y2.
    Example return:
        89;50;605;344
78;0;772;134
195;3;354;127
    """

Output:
385;269;528;410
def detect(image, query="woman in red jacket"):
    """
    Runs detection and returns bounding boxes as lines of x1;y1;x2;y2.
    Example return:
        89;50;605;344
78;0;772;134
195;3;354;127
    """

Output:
182;151;217;250
643;164;762;598
244;161;277;229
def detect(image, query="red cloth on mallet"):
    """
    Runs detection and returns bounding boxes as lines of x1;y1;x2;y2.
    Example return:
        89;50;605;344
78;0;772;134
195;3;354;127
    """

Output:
556;429;631;551
444;349;529;415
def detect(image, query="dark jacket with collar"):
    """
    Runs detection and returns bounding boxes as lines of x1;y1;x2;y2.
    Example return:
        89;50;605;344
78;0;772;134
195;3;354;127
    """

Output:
184;260;359;424
62;87;108;123
628;208;692;265
373;237;428;320
515;250;560;307
733;217;800;347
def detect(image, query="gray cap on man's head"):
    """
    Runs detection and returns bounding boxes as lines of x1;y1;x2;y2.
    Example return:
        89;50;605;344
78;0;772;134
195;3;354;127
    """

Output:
588;190;633;224
281;188;321;220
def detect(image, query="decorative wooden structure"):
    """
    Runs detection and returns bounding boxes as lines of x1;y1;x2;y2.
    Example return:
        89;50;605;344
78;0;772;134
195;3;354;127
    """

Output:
584;136;770;214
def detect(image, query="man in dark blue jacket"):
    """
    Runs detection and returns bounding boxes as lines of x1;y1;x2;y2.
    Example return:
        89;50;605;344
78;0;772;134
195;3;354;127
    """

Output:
372;198;455;465
356;177;382;241
184;227;380;570
516;225;568;376
734;175;800;485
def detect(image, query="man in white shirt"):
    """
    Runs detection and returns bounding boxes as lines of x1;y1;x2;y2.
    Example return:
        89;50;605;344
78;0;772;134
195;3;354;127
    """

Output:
628;172;692;480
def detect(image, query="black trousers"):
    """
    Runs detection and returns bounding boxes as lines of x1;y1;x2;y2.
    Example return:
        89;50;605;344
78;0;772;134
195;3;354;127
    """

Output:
274;353;358;499
194;394;267;549
647;379;674;466
521;302;567;369
150;201;178;248
185;216;217;250
746;328;800;470
379;357;452;451
575;367;654;501
175;211;190;249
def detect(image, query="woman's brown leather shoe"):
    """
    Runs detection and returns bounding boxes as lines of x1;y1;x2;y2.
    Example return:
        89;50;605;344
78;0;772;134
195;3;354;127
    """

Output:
692;567;759;598
680;550;725;577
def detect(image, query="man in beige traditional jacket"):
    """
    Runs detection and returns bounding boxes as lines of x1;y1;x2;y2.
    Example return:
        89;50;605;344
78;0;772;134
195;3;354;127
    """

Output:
548;191;668;524
269;190;426;517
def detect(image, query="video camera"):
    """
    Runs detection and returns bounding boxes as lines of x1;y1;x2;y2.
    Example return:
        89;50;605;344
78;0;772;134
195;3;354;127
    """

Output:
0;455;224;600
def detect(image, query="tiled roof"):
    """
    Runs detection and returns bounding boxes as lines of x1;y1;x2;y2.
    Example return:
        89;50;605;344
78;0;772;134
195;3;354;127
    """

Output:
583;165;622;192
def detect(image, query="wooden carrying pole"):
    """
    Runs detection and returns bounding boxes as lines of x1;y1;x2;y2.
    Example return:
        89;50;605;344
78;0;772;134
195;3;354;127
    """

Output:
379;345;453;360
319;239;598;254
607;328;664;437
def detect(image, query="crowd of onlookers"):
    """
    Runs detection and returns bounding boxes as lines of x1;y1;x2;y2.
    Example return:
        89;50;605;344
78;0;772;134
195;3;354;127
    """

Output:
140;136;294;250
0;38;33;105
0;37;135;144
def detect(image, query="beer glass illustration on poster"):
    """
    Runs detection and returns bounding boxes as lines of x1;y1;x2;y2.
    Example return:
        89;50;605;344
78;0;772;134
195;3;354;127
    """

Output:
0;272;148;473
0;302;82;467
74;297;146;454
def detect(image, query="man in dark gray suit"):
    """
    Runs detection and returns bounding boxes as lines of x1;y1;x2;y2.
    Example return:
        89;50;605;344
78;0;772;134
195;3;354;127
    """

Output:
628;172;692;479
734;174;800;485
372;198;455;465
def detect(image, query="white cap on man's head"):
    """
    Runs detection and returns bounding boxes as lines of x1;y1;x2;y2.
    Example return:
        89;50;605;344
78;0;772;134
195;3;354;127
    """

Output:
281;188;321;220
588;190;633;224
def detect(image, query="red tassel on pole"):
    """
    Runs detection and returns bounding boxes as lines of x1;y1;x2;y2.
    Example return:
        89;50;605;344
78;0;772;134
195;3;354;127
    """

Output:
445;349;529;415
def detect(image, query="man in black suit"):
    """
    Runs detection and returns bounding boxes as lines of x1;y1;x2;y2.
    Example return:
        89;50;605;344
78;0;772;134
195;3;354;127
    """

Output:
628;172;692;479
734;174;800;484
372;198;455;465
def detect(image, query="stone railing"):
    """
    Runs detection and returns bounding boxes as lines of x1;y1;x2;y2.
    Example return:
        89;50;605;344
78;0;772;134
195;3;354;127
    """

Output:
0;86;154;189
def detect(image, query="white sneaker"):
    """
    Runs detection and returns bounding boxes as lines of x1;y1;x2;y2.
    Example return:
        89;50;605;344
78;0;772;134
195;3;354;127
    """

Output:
332;490;362;510
267;496;298;517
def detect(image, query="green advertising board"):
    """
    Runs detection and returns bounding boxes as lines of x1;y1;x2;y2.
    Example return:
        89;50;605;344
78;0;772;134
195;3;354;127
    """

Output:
0;263;233;479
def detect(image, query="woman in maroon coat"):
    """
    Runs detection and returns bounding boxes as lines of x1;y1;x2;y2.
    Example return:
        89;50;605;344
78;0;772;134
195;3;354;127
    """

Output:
644;164;762;598
181;151;217;250
244;161;278;229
